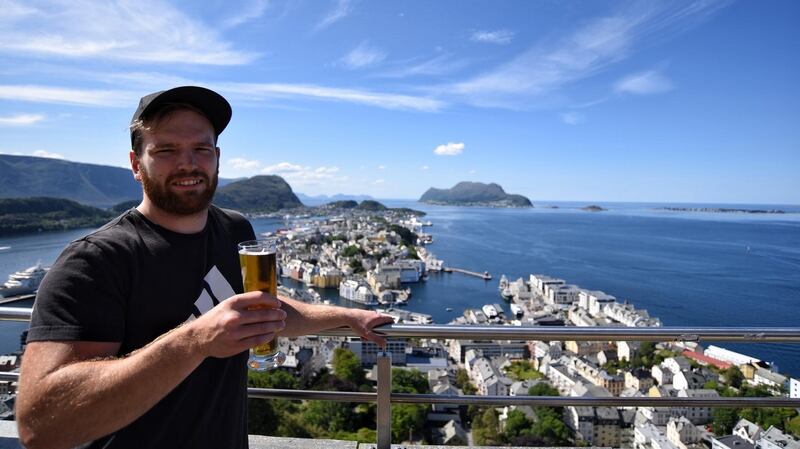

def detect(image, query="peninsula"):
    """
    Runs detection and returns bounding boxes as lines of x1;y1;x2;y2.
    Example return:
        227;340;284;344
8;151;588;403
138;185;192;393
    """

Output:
419;182;532;207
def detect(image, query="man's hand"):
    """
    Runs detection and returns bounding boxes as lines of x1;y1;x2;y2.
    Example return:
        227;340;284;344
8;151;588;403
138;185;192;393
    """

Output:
342;309;395;348
188;291;286;358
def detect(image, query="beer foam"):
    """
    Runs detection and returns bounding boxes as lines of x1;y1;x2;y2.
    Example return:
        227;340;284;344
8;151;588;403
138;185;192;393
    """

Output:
238;248;275;255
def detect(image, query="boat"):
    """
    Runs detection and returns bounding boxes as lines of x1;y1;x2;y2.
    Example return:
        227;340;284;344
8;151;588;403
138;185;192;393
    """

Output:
498;274;509;292
445;307;453;312
481;304;499;319
0;246;10;251
510;303;524;318
0;262;49;298
501;286;513;300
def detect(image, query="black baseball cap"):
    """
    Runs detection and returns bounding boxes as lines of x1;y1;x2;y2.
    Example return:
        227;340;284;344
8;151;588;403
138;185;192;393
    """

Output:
130;86;232;145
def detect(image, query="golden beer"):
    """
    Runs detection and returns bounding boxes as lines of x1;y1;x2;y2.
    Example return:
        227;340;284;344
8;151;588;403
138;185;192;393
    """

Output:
238;239;285;370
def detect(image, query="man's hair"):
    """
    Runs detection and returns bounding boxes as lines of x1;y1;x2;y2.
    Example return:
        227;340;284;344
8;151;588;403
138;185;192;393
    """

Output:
130;103;217;156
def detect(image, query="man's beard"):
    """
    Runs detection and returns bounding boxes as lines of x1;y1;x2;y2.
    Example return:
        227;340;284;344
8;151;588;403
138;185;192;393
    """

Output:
140;167;218;216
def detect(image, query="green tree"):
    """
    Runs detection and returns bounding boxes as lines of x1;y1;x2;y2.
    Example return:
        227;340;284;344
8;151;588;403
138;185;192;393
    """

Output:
392;368;429;394
392;403;427;442
455;368;477;395
504;409;533;439
712;408;740;435
505;360;545;381
473;408;502;446
341;245;362;257
786;415;800;438
721;366;745;388
247;369;300;435
532;407;572;445
333;348;366;386
528;382;560;397
303;400;356;433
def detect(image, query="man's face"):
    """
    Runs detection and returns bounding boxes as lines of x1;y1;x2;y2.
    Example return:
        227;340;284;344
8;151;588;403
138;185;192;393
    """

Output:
132;109;220;216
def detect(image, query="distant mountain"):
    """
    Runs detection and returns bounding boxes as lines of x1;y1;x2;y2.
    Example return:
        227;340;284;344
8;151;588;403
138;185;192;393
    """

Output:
295;192;374;206
0;197;119;235
321;200;359;209
0;155;141;208
0;154;238;208
355;200;387;211
213;175;303;213
419;182;532;207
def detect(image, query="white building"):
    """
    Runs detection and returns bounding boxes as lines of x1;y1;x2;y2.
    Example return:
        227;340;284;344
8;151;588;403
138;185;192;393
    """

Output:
733;418;764;444
791;378;799;399
652;364;674;386
667;417;703;449
338;279;376;305
753;368;788;391
704;345;760;366
756;426;800;449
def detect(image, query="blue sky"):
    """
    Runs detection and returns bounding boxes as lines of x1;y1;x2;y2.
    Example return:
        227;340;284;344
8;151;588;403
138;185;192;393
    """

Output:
0;0;798;203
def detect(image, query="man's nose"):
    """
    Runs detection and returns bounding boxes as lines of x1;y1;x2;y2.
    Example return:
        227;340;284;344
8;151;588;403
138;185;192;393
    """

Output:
176;148;198;168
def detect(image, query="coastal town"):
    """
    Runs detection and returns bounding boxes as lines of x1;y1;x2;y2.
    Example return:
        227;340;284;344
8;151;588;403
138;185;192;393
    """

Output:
0;204;798;447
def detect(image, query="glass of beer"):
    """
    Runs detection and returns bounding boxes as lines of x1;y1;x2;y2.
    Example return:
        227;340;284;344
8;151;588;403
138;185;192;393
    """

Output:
238;239;286;371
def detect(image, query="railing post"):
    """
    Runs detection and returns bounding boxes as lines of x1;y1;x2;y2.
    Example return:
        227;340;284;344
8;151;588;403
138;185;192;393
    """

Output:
376;351;392;449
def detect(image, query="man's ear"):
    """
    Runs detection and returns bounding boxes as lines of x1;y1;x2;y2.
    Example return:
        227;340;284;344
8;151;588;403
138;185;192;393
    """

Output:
130;150;142;182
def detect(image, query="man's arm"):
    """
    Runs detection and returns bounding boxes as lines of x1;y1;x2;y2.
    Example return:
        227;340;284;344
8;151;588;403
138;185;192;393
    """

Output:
17;292;286;449
278;296;394;346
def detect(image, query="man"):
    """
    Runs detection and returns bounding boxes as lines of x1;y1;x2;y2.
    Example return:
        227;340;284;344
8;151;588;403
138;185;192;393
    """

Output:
16;86;393;449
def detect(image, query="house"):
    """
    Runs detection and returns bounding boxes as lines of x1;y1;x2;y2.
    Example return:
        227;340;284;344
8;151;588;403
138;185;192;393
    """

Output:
756;426;800;449
667;416;703;449
626;368;654;392
733;418;764;444
752;368;788;392
713;435;756;449
431;420;468;446
653;364;674;386
619;341;641;362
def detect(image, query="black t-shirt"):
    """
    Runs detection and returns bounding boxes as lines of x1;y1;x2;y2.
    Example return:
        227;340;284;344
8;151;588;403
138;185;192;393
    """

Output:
28;205;256;448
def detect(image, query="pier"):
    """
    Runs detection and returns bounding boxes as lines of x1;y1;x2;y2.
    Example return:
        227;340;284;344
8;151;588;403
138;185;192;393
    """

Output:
0;293;35;305
445;267;492;280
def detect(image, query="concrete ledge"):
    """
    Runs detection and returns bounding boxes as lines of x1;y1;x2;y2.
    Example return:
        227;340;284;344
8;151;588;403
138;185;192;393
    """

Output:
250;434;357;449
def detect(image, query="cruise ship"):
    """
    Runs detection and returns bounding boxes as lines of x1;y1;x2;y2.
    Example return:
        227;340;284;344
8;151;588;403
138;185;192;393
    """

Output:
0;262;49;298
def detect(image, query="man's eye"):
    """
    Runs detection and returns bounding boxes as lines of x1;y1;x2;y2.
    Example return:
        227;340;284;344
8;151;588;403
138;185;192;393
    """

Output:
155;149;175;154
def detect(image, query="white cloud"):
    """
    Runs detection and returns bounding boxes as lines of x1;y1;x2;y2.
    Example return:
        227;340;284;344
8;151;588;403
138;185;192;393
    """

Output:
0;0;257;65
377;165;386;170
449;2;728;108
372;179;385;185
434;142;465;156
471;30;514;45
316;0;353;31
261;162;347;186
33;150;64;159
222;0;270;28
560;112;583;125
0;113;45;126
0;85;132;106
0;0;37;19
340;41;386;69
614;70;673;95
220;82;444;112
227;157;262;170
377;53;472;79
421;165;429;170
468;170;476;175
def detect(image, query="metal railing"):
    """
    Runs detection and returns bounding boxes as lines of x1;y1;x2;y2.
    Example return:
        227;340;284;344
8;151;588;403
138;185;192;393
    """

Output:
2;306;800;448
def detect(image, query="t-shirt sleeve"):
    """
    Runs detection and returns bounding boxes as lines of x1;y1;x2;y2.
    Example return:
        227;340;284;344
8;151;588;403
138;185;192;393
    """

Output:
27;239;127;343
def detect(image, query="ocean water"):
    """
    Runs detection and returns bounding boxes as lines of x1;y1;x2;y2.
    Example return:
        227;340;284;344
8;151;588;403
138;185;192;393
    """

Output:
1;202;798;376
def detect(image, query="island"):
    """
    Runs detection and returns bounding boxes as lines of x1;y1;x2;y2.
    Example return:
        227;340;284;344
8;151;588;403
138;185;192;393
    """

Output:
0;197;121;235
656;207;786;214
582;205;607;212
419;181;532;207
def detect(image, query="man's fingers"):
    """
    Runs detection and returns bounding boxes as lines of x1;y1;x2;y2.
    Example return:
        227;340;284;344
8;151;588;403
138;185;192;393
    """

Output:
237;320;285;340
231;291;282;310
238;333;278;349
238;308;287;325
